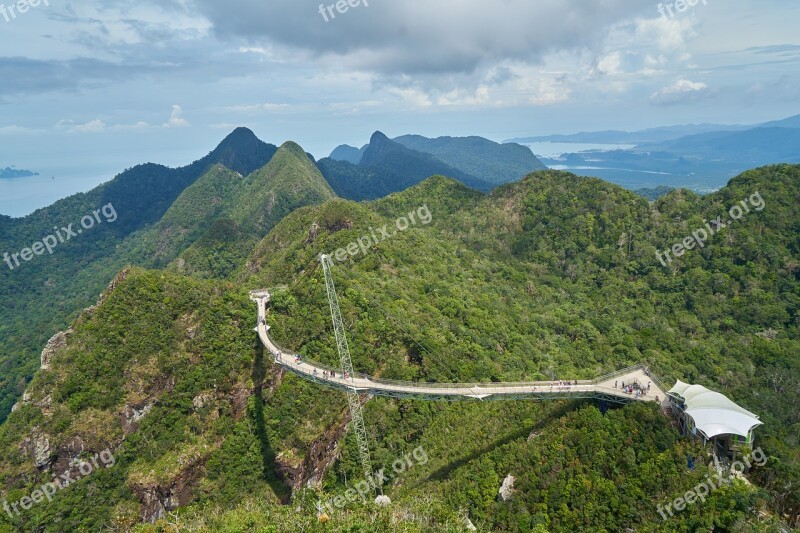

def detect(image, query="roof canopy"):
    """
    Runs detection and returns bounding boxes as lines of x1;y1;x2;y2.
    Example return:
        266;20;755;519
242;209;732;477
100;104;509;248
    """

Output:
668;380;762;439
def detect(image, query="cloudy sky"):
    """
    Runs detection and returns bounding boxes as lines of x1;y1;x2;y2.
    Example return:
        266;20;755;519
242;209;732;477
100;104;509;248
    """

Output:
0;0;798;215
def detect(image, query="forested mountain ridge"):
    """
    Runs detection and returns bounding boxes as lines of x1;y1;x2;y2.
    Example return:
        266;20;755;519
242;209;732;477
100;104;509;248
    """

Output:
125;141;335;279
393;134;546;184
173;141;335;279
317;131;495;200
0;130;290;424
323;132;545;198
1;163;797;531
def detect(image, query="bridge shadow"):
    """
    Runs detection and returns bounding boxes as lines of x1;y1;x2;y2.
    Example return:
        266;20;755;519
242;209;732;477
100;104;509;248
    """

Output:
423;400;584;484
251;337;292;504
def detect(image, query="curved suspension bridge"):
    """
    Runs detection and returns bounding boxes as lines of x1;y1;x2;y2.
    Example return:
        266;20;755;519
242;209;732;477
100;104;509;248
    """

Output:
249;292;668;405
251;254;672;489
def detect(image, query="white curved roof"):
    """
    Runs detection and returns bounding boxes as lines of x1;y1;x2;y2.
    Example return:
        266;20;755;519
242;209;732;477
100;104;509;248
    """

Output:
669;380;761;439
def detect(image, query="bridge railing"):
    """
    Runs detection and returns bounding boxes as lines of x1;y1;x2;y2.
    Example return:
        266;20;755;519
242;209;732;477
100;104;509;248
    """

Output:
366;376;596;390
643;362;671;395
259;312;658;396
590;363;645;385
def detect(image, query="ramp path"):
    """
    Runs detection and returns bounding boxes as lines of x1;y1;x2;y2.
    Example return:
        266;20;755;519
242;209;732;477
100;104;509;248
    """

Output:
250;290;668;405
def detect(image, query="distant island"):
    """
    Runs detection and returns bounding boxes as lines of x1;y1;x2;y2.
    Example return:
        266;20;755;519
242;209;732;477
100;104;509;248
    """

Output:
0;167;39;179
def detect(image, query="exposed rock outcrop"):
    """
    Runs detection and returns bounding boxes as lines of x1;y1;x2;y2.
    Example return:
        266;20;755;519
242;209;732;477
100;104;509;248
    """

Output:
40;328;72;370
20;427;51;469
121;403;154;434
50;436;88;477
292;405;351;488
499;474;516;501
306;222;320;244
131;455;208;524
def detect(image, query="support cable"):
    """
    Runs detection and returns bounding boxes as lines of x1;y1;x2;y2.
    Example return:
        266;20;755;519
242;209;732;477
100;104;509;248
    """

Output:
319;254;376;492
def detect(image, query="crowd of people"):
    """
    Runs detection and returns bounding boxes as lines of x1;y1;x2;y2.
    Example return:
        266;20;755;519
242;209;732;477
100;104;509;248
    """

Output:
614;380;652;398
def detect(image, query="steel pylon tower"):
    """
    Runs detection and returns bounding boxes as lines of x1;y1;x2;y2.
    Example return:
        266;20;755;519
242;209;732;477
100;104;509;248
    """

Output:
320;254;374;489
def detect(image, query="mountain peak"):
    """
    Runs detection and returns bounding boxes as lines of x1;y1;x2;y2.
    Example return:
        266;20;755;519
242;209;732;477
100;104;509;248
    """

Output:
329;144;364;164
370;131;390;144
360;131;398;167
217;127;260;149
202;128;278;176
278;140;308;157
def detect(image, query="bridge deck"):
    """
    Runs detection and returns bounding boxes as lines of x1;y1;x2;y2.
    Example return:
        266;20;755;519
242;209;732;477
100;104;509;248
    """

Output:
250;291;668;405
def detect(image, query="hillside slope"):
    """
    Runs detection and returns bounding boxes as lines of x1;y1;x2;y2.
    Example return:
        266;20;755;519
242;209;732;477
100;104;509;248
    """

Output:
175;141;336;278
0;131;321;424
2;167;796;531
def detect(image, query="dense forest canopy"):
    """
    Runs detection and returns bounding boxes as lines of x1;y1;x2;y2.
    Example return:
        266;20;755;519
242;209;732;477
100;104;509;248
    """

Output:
1;159;797;531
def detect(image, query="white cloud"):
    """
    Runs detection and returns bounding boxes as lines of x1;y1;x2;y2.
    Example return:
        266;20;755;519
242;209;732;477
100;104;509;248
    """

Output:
650;79;711;105
226;103;291;113
633;16;697;53
597;52;623;76
385;87;433;108
54;118;153;133
163;105;190;128
72;119;108;133
0;125;41;135
195;0;653;76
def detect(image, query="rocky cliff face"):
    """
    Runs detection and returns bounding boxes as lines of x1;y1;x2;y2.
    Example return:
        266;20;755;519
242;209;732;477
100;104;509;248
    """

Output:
20;428;51;469
275;403;351;491
40;329;72;371
131;454;210;523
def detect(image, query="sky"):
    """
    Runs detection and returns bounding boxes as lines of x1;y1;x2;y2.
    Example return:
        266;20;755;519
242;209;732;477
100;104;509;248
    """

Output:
0;0;798;216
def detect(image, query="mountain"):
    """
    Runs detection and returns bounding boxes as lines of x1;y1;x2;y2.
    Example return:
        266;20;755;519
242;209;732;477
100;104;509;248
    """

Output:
634;185;675;201
529;118;800;192
393;134;546;184
173;141;335;278
1;163;798;531
329;144;365;164
505;123;752;144
328;134;547;186
635;126;800;164
758;113;800;129
317;131;495;200
198;127;279;176
0;167;38;179
505;114;800;146
0;130;312;424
